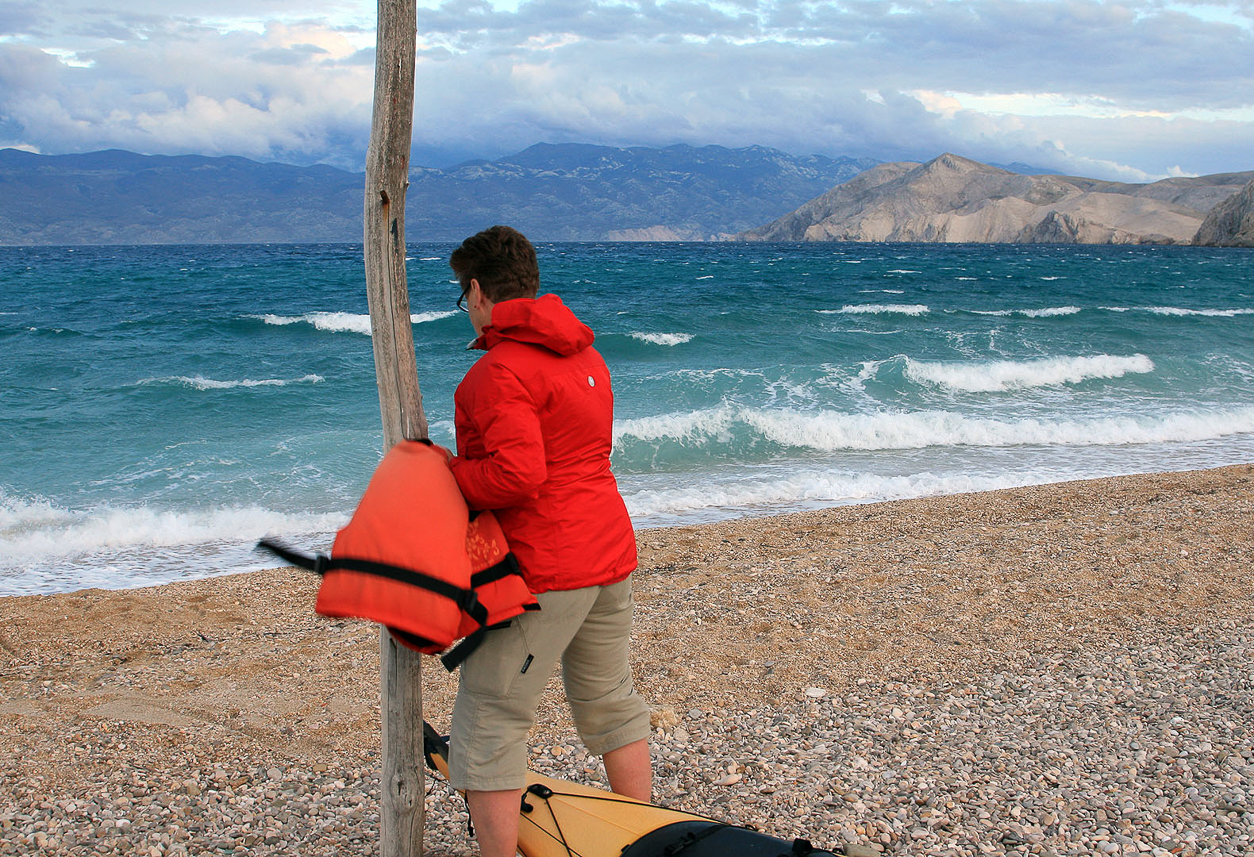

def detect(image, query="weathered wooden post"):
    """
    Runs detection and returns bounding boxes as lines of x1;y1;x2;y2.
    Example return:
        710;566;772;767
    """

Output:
363;0;425;855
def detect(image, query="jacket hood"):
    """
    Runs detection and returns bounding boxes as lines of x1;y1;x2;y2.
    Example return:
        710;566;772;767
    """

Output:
475;294;594;356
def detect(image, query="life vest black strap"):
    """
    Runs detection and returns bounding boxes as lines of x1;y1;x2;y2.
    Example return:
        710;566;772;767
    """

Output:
256;539;488;627
256;538;324;573
440;625;490;671
469;553;523;588
329;555;488;626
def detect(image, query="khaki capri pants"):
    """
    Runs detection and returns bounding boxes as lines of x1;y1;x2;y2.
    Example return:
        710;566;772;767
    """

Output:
448;577;651;792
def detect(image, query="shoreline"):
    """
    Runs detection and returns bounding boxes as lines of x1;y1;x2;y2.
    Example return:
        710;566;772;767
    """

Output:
3;464;1253;856
9;458;1254;601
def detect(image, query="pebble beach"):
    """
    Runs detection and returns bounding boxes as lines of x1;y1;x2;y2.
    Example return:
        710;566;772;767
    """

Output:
2;465;1252;856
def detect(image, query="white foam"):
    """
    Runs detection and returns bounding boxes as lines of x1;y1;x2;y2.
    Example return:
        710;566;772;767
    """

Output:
614;403;1254;453
0;495;343;562
1101;306;1254;317
761;406;1254;451
259;311;372;334
695;275;715;280
625;470;1029;519
971;307;1082;318
1145;307;1254;317
630;332;693;346
256;310;455;335
902;354;1154;393
137;374;323;391
614;408;734;444
0;493;347;595
824;304;930;316
412;310;458;323
886;270;921;274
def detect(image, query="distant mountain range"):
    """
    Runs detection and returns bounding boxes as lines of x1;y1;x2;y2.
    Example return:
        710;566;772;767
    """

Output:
1;146;1249;246
740;153;1254;246
0;145;876;244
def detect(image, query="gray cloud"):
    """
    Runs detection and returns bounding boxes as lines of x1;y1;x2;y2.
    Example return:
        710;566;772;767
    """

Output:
0;20;374;167
405;8;1253;175
416;0;1254;109
1;0;1250;178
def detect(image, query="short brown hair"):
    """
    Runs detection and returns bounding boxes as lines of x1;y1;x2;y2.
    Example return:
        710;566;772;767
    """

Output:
449;225;540;303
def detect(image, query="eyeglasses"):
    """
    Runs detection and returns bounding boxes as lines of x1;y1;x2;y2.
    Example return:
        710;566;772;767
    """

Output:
456;290;469;312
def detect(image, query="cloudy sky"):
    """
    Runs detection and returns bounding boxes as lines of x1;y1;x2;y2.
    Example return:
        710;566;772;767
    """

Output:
1;0;1252;180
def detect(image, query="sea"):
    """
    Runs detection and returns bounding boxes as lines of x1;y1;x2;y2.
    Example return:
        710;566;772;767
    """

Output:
2;242;1252;596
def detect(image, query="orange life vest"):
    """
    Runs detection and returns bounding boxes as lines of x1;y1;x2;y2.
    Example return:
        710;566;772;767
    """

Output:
259;439;538;670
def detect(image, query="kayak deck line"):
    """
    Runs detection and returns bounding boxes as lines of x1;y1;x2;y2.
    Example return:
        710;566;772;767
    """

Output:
421;720;844;857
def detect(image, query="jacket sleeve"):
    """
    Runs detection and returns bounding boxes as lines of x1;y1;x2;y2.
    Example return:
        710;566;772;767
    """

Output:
450;362;548;510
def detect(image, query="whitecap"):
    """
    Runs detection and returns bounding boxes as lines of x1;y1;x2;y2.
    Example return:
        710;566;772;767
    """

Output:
614;402;1254;453
901;354;1153;393
624;470;1030;519
971;306;1081;318
0;494;348;595
1021;306;1082;318
829;304;929;316
630;332;693;346
411;310;458;323
255;310;455;335
748;406;1254;451
1145;307;1254;317
137;374;324;391
259;311;372;335
614;407;735;445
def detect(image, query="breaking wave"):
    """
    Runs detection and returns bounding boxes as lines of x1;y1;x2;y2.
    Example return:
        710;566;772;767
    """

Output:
901;354;1154;393
624;471;1032;520
256;310;456;335
613;403;1254;456
630;332;694;346
1145;307;1254;317
137;374;324;391
1103;306;1254;317
825;304;930;316
0;493;347;596
971;306;1082;318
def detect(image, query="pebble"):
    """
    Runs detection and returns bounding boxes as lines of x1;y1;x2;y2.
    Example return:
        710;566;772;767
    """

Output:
10;622;1238;856
3;469;1252;856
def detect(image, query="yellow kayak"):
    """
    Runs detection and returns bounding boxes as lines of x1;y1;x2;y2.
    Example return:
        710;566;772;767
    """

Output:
422;722;839;857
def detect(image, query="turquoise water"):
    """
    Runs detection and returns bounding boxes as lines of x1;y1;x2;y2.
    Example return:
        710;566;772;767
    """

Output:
3;242;1253;595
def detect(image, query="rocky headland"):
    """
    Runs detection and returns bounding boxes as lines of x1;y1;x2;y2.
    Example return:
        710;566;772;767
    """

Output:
1193;178;1254;247
740;153;1254;245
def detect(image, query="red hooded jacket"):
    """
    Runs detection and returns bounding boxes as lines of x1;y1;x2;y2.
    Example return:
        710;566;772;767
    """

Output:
449;294;637;594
